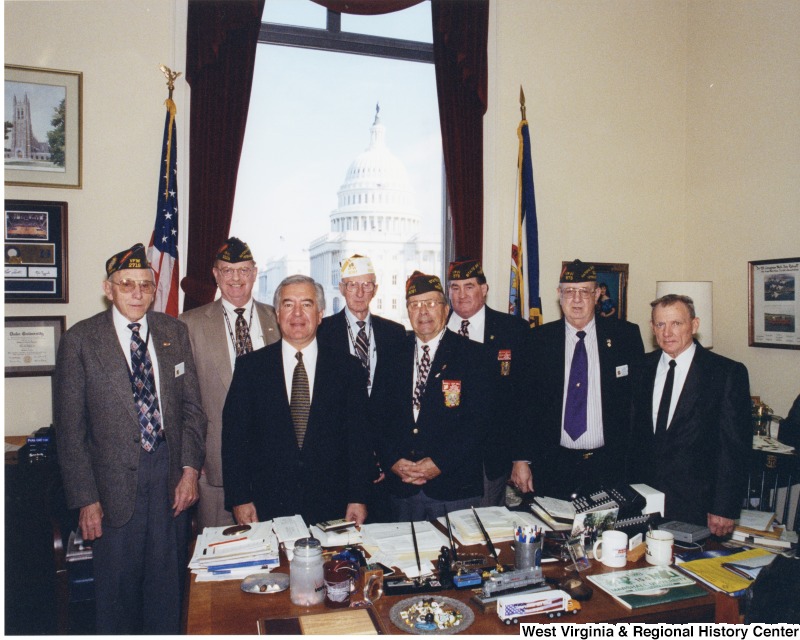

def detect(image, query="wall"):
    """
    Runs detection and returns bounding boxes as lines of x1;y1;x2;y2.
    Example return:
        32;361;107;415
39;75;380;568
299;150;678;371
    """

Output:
6;1;799;434
483;0;799;417
4;0;187;435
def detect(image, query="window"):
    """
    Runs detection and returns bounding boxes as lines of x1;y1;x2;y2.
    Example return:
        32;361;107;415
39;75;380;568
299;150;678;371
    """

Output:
230;0;443;329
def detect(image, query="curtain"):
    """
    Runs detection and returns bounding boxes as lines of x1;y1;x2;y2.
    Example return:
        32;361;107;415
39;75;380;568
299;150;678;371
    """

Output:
431;0;489;261
183;0;265;311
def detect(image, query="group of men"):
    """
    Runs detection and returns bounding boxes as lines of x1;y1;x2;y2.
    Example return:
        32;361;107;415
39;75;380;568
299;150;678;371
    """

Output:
54;240;753;634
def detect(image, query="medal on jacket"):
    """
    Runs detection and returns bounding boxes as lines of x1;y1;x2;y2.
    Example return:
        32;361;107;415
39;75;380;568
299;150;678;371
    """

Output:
442;380;461;407
498;349;511;376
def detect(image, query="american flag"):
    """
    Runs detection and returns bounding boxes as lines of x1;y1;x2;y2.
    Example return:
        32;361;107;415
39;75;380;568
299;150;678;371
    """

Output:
147;97;180;316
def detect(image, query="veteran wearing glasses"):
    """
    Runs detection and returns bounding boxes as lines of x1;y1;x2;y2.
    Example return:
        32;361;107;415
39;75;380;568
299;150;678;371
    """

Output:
317;254;406;521
54;243;206;634
511;259;644;499
180;237;279;529
377;271;491;521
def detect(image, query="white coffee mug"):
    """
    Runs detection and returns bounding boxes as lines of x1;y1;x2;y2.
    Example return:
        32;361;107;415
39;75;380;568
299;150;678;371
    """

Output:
646;530;674;566
592;530;628;568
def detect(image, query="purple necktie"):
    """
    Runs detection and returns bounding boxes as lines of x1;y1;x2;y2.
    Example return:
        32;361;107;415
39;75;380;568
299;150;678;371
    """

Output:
564;330;588;441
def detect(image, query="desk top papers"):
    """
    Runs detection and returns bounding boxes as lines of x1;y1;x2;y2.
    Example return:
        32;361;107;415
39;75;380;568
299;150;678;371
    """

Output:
437;506;550;546
360;521;450;578
190;521;280;581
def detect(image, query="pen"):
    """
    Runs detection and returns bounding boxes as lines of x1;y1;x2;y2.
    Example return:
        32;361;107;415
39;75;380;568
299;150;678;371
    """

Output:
209;536;248;547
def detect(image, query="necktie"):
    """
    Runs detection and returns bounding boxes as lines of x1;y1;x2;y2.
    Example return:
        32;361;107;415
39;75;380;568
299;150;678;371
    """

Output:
655;359;677;435
128;323;163;452
291;351;311;448
355;320;370;372
234;308;253;357
458;319;470;338
564;330;588;441
412;344;431;411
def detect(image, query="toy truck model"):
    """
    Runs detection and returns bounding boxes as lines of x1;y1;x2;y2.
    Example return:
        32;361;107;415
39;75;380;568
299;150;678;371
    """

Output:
496;589;581;624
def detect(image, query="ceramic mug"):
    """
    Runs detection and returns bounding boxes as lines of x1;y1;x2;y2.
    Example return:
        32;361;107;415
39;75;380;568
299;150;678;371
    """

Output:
592;530;628;568
646;530;674;566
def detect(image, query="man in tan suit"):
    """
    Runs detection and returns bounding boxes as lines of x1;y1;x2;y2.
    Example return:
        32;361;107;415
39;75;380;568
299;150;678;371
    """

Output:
180;237;279;529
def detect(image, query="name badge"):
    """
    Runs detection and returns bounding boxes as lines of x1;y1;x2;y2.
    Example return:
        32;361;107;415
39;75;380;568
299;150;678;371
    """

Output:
442;380;461;408
175;362;185;378
616;365;628;378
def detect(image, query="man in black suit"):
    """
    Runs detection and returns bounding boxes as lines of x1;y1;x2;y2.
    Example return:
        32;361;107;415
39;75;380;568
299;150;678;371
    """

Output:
446;257;530;506
55;243;206;634
379;272;490;521
222;275;373;525
511;259;644;499
317;254;406;521
629;294;751;535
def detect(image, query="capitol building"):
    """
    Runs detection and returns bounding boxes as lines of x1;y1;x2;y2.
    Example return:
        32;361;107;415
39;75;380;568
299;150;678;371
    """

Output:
257;109;442;327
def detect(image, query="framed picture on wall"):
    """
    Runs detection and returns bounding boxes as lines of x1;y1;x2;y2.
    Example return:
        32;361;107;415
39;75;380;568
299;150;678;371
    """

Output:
4;315;65;377
562;261;629;320
5;199;69;303
748;257;800;350
4;65;83;188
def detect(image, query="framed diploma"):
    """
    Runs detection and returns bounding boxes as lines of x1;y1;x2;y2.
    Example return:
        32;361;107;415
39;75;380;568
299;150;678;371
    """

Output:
748;257;800;350
4;316;65;377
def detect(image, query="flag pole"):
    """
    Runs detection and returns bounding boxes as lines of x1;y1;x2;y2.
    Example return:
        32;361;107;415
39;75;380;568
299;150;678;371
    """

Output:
520;85;526;121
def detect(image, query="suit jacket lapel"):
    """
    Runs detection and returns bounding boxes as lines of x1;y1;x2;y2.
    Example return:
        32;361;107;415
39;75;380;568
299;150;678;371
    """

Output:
669;345;704;430
203;300;234;388
94;310;140;425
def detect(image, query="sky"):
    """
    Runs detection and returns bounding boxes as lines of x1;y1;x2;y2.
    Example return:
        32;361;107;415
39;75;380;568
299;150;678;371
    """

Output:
229;0;442;268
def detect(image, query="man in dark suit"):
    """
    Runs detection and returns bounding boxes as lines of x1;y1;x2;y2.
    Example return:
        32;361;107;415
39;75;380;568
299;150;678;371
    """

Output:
180;237;279;529
511;259;644;499
54;243;206;634
629;293;751;535
222;274;373;525
446;257;530;506
317;254;406;521
379;271;490;521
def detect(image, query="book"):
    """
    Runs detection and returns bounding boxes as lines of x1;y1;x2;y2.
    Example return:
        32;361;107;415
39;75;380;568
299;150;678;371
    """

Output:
731;530;792;550
737;509;775;532
586;566;706;609
529;501;572;532
675;547;775;594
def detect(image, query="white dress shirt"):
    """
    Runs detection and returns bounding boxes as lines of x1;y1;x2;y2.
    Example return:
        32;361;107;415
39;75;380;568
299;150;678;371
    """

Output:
652;342;696;431
560;318;604;449
447;306;486;343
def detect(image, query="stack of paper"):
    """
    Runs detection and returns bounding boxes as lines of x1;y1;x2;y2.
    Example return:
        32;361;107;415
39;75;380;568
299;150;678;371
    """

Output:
189;521;280;581
438;506;549;546
360;521;450;577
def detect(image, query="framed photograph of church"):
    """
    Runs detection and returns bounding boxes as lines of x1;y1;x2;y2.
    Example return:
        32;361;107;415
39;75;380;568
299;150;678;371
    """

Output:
4;65;83;188
562;261;630;321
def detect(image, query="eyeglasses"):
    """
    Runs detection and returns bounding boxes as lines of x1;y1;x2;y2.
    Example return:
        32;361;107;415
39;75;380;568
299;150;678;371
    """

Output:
407;300;445;311
110;279;156;294
342;281;376;293
217;267;254;279
559;287;596;300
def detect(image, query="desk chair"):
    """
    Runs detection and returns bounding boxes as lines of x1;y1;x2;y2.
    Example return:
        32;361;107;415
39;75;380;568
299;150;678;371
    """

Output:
744;448;800;532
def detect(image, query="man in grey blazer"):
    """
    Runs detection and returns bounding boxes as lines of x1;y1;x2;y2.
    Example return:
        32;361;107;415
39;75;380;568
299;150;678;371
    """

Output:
180;237;279;529
54;243;206;634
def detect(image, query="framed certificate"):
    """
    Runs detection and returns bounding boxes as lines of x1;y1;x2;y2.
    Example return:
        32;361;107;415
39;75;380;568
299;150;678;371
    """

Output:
748;257;800;350
4;315;65;377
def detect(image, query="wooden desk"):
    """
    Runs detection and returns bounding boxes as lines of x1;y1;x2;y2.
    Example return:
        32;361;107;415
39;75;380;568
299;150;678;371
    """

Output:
184;541;719;634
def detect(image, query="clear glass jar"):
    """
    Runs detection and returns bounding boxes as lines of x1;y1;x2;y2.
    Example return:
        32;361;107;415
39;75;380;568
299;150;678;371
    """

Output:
289;537;325;606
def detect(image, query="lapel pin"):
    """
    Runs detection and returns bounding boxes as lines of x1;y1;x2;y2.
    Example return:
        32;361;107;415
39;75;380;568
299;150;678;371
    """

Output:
606;339;612;348
163;341;171;347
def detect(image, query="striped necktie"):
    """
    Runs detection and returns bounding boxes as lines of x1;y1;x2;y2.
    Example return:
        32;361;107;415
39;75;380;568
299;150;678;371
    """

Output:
412;344;431;411
355;320;370;372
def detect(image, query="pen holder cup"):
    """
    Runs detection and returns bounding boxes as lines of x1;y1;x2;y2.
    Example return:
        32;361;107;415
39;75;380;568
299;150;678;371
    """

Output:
515;537;542;570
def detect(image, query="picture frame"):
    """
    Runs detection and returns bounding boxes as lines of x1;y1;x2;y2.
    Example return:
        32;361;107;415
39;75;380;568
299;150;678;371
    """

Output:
748;257;800;350
5;65;83;188
561;261;629;320
4;315;65;377
5;199;69;303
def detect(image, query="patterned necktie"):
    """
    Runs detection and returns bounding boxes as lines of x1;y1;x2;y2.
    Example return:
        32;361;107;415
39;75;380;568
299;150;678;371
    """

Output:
655;359;677;435
234;307;253;357
128;323;163;452
458;319;470;338
355;320;370;372
564;330;588;441
412;344;431;411
290;351;311;448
